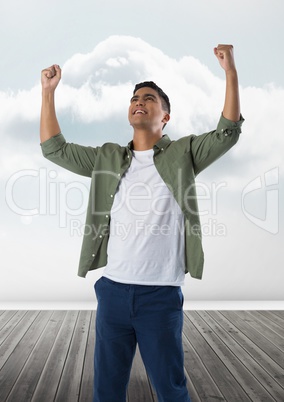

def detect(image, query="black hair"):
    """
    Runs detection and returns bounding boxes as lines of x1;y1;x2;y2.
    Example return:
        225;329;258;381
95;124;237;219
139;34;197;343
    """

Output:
133;81;171;114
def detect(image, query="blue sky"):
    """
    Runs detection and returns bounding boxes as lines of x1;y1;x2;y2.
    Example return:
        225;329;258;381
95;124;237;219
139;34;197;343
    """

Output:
0;0;283;305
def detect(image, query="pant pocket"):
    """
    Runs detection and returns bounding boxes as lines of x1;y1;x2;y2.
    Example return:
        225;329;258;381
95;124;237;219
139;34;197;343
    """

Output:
94;276;103;296
173;287;184;310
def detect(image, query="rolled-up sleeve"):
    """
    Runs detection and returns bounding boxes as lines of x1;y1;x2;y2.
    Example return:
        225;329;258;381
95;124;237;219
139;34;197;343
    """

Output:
41;133;98;177
216;114;244;137
190;114;244;175
41;133;66;155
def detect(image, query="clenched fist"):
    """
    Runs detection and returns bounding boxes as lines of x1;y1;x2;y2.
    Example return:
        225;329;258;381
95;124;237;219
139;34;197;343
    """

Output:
41;64;61;91
214;44;236;73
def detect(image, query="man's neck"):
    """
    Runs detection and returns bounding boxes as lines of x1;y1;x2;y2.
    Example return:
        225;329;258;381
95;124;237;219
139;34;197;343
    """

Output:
132;128;163;151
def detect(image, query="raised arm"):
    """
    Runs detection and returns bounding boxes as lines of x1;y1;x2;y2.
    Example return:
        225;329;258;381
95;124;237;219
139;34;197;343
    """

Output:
214;44;240;122
40;64;62;143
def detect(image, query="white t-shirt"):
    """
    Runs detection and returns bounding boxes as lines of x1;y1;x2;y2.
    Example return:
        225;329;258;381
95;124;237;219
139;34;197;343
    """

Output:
103;148;185;285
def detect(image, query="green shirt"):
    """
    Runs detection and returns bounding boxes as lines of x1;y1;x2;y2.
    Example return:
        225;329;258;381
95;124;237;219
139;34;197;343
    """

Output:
41;114;244;279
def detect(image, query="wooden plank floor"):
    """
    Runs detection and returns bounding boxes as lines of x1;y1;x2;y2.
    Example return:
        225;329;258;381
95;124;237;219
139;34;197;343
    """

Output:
0;310;283;401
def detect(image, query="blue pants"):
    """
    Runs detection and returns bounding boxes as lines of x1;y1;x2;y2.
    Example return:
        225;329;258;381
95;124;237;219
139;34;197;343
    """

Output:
94;276;191;402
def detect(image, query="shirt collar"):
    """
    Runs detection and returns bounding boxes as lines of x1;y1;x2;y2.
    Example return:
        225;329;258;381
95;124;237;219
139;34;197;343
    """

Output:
127;134;171;151
154;134;171;150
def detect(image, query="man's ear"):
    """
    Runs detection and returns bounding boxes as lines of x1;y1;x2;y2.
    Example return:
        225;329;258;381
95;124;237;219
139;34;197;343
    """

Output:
162;113;170;124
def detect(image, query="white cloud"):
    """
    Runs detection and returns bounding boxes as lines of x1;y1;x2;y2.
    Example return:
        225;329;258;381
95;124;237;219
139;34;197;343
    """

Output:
59;36;224;132
240;83;284;163
1;35;283;192
57;81;132;123
1;35;283;186
0;86;41;128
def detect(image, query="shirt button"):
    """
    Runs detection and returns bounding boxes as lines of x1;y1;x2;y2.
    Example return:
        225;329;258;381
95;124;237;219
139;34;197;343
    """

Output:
161;148;164;151
106;215;109;218
92;254;95;257
110;194;113;198
99;235;102;238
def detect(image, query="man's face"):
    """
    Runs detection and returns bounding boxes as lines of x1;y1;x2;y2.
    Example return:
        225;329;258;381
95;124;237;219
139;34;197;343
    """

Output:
128;87;170;130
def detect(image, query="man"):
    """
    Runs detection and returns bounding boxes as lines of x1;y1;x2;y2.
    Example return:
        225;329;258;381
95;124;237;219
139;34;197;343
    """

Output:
40;44;244;402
